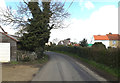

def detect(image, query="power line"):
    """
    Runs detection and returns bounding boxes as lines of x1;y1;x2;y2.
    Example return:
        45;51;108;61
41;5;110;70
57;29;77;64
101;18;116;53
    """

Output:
55;0;74;28
65;0;74;13
62;0;67;7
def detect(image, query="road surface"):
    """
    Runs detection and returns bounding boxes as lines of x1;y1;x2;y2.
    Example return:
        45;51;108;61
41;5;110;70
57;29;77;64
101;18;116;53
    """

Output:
32;51;106;81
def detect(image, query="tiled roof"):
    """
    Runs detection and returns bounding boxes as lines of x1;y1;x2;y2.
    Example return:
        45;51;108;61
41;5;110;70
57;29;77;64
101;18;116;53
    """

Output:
0;32;18;42
94;34;120;40
106;34;120;40
94;35;109;40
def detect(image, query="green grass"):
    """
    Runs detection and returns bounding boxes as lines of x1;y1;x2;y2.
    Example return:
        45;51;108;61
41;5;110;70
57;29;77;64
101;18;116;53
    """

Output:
52;50;119;77
10;61;19;65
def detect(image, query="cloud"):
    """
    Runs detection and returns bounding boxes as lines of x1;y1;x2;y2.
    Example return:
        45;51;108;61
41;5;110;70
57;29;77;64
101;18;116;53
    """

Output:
79;0;84;5
0;25;17;35
0;0;6;9
79;1;94;10
84;1;94;9
49;5;118;43
79;0;86;11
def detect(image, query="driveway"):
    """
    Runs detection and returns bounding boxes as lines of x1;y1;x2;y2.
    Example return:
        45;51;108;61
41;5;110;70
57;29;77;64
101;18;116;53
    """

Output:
32;51;106;81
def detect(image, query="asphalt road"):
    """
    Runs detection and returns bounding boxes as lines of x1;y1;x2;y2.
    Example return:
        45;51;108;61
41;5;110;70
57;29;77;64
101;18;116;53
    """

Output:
32;51;107;81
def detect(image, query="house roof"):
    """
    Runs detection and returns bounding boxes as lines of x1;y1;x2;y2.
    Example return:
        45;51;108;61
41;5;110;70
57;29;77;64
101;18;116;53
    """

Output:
106;34;120;40
94;35;109;40
0;32;18;42
94;34;120;40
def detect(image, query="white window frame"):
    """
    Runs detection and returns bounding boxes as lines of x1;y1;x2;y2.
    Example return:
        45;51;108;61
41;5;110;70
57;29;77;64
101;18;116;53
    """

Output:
112;41;116;45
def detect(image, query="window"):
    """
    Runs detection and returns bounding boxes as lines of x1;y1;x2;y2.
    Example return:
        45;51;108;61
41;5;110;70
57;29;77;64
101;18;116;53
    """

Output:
112;41;116;45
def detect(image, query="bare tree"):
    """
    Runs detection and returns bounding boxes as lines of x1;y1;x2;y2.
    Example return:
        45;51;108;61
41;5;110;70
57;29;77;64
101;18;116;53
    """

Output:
0;0;70;58
0;0;69;34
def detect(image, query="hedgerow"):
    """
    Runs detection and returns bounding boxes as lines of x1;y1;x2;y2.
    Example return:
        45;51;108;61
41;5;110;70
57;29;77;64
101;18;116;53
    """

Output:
47;46;119;70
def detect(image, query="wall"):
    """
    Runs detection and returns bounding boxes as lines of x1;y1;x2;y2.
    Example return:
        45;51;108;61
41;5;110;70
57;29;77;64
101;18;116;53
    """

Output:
118;41;120;47
109;40;120;47
0;33;17;61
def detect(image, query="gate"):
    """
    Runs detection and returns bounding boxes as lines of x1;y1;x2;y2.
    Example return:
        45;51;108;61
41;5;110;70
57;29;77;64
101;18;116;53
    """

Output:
0;43;10;62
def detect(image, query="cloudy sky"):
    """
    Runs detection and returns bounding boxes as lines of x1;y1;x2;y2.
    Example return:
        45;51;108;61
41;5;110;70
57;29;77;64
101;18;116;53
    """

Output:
0;0;119;44
50;1;118;43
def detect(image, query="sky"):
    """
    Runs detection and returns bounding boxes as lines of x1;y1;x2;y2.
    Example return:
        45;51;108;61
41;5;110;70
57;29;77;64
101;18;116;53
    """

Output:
50;1;118;44
0;0;119;44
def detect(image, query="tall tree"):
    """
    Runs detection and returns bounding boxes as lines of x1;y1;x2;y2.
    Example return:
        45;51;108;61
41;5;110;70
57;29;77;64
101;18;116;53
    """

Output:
80;38;88;47
0;0;69;59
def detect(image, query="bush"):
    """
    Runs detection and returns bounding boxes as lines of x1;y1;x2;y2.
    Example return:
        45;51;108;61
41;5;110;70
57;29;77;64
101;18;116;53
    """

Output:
92;42;106;49
21;57;30;62
108;46;112;49
79;38;88;47
17;50;37;61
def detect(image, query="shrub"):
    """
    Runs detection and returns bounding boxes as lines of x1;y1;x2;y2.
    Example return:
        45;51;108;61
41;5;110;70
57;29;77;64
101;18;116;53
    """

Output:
79;38;88;47
17;50;37;61
92;42;106;49
22;57;31;62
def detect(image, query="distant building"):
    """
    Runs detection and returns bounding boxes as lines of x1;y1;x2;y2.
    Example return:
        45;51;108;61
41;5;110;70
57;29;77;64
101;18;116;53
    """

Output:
58;41;63;45
93;33;120;48
45;42;52;46
58;38;71;46
73;44;80;47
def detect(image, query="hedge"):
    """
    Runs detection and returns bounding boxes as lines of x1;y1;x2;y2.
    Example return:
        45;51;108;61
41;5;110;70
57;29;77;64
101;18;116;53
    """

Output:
47;46;120;70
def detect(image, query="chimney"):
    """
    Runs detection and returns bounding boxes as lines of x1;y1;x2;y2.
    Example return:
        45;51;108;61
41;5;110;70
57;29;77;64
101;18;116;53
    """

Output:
109;32;112;34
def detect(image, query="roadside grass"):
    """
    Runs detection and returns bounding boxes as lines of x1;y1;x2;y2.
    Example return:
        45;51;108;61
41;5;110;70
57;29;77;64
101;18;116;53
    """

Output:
10;61;19;65
10;54;49;65
52;50;119;78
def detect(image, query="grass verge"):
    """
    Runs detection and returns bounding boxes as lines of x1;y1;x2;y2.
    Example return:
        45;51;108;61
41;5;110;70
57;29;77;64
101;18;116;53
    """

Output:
10;54;49;65
52;50;119;79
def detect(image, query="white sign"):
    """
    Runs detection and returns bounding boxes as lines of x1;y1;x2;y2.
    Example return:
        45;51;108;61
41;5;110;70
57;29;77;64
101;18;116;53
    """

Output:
0;43;10;62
